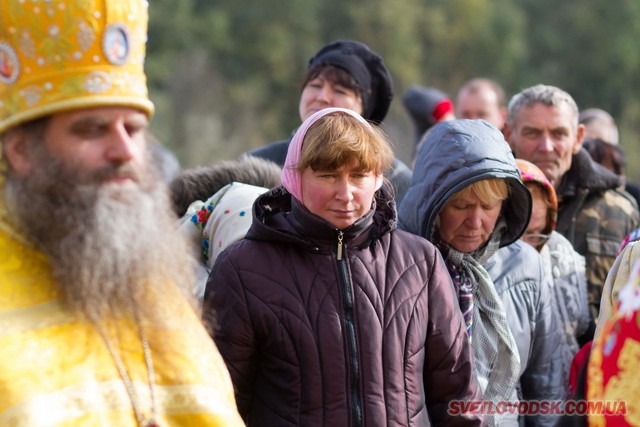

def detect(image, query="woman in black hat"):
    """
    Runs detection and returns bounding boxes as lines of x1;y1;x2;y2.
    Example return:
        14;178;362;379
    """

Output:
245;39;413;205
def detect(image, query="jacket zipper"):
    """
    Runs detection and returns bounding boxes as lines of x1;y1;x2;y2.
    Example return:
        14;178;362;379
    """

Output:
336;231;363;427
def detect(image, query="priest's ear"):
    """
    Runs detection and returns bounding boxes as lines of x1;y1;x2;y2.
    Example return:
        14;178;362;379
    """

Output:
2;130;34;176
1;119;49;176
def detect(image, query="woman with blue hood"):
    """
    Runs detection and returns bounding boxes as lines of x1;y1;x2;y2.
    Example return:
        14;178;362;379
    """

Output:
399;119;565;426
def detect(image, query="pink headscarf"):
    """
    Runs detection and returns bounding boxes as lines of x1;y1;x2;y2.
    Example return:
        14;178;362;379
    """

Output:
281;107;378;203
515;158;558;235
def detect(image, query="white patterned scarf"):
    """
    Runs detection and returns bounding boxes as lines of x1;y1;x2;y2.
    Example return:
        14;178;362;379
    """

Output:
438;220;521;425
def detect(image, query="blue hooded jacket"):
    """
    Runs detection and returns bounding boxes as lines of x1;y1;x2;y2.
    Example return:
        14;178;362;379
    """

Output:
399;119;565;426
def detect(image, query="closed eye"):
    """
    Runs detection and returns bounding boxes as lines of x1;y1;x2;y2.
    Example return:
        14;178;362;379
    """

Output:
452;203;470;210
481;203;501;210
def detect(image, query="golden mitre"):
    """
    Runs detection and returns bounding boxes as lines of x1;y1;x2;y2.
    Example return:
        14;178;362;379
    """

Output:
0;0;155;135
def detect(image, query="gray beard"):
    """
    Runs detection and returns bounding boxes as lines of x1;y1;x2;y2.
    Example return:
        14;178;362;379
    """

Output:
3;142;197;320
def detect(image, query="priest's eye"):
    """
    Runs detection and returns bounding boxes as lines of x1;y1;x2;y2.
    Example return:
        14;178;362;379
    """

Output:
71;123;106;138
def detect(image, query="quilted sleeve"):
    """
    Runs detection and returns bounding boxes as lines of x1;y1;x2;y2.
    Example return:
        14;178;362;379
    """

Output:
519;262;565;426
203;250;257;422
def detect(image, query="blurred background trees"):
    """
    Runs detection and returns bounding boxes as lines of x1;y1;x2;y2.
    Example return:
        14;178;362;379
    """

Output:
146;0;640;180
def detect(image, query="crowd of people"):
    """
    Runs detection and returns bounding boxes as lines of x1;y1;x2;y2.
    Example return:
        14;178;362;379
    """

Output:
1;0;639;426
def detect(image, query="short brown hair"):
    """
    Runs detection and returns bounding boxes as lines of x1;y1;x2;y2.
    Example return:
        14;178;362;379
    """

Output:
295;112;394;174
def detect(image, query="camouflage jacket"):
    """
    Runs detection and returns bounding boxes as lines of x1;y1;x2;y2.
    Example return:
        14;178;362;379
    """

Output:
556;149;639;318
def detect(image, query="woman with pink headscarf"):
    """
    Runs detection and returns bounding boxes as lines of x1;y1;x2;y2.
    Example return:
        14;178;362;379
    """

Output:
203;108;481;426
517;158;591;393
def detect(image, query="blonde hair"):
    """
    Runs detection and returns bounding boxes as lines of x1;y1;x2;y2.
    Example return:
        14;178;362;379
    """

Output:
295;113;394;174
448;178;510;205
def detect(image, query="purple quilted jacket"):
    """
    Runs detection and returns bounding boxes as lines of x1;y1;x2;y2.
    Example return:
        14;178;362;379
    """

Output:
204;187;482;426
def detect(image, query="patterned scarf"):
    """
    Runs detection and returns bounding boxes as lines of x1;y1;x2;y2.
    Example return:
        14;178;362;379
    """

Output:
446;261;476;337
437;219;521;425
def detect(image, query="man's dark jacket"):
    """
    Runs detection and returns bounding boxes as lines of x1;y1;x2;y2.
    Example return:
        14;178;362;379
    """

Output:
556;148;639;316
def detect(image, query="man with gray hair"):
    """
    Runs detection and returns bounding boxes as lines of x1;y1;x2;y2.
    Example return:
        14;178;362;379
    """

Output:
505;84;639;327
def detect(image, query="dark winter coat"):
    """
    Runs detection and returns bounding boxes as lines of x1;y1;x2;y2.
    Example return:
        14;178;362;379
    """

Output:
203;186;481;426
555;148;639;317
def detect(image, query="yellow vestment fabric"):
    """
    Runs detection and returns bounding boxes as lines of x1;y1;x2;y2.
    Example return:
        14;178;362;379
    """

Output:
588;251;640;426
0;219;244;426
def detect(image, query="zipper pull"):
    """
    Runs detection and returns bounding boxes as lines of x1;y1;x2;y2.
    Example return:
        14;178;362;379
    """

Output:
337;231;344;260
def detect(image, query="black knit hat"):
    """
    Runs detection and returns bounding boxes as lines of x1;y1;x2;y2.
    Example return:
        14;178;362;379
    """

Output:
308;39;393;124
